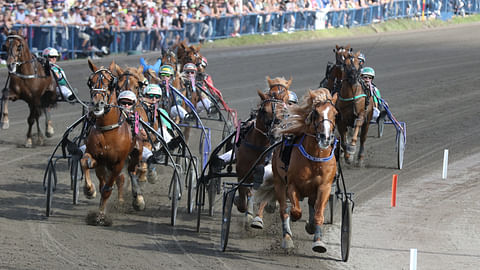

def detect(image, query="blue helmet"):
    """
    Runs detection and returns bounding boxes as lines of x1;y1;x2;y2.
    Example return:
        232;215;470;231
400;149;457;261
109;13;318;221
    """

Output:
288;91;298;104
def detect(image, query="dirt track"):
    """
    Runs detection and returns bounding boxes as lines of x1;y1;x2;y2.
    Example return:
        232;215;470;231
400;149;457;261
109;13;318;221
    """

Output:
1;23;480;269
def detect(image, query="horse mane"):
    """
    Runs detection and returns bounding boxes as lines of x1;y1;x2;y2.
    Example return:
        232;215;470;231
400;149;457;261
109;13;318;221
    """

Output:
278;88;332;136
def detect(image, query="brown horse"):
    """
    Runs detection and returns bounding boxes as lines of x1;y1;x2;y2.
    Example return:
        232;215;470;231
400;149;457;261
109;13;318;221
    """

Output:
336;51;373;166
1;29;57;147
81;60;144;226
325;45;351;94
234;76;291;216
111;63;157;183
256;88;338;252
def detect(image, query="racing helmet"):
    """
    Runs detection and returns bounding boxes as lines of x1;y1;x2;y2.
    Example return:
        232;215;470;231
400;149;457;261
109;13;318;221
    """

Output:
288;91;298;104
360;67;375;78
200;56;208;68
143;84;162;96
358;53;366;65
117;90;137;103
183;63;197;72
159;65;174;76
43;47;59;57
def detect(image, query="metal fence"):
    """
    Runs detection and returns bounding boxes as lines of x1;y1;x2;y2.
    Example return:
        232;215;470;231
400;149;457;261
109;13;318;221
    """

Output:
1;0;478;60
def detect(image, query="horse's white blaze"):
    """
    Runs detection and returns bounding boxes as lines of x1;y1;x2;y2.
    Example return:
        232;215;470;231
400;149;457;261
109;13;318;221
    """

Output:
322;106;332;137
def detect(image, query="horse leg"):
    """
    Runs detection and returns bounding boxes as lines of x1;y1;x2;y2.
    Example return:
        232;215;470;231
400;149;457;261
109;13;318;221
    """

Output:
305;200;316;235
287;183;302;222
116;173;125;204
312;184;332;253
234;186;248;213
357;123;371;167
81;153;97;199
274;178;293;249
129;148;145;211
94;165;120;226
1;94;8;129
25;105;36;148
45;107;54;138
35;111;44;146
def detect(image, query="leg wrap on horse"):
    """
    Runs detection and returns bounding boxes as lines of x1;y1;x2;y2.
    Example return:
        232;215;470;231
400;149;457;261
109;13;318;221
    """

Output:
100;184;113;194
308;205;315;225
354;117;364;127
282;216;293;237
247;195;254;216
314;224;323;241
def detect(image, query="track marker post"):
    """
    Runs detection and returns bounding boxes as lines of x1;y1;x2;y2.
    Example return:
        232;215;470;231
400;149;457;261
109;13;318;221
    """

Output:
410;248;417;270
442;149;449;179
391;174;398;207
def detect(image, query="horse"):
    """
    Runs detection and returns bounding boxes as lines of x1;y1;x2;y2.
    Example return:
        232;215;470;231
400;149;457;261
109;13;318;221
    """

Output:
256;88;338;252
234;76;291;216
1;29;57;147
81;60;145;226
111;63;157;183
336;51;373;166
324;45;351;95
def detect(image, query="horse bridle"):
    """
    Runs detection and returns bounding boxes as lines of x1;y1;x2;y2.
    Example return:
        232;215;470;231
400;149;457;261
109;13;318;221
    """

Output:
256;97;287;144
87;68;118;110
5;34;42;78
306;99;337;145
344;54;361;86
116;71;146;96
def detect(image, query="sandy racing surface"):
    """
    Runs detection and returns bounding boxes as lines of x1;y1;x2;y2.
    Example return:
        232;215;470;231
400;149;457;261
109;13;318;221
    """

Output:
1;23;480;269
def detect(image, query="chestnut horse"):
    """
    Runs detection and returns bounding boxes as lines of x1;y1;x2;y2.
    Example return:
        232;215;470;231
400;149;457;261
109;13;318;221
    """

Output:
336;51;373;166
256;88;338;252
1;29;57;147
234;77;291;216
81;61;144;226
111;63;156;183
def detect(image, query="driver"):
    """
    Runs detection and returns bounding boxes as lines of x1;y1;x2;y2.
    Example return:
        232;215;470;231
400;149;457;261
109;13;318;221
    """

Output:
42;47;75;102
360;67;385;122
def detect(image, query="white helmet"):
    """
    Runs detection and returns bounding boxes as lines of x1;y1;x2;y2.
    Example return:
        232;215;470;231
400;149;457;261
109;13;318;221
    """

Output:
117;90;137;103
143;84;162;96
42;47;59;57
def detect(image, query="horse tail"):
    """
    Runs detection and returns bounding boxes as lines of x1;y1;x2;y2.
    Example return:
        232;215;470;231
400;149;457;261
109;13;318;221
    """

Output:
40;80;58;109
254;175;276;205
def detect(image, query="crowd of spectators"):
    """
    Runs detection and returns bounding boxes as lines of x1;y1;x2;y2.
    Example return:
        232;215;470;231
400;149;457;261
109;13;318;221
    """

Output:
0;0;468;56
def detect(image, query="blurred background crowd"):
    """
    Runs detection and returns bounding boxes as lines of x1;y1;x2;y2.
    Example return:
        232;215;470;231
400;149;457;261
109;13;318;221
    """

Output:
0;0;475;59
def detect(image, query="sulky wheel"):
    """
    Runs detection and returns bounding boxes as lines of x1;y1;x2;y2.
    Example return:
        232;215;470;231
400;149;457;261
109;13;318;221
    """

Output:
186;160;197;214
397;134;405;170
170;170;181;226
340;198;352;262
220;189;235;252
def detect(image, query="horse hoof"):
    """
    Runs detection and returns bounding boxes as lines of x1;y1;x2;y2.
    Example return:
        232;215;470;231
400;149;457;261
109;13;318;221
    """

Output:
83;185;96;199
86;211;112;226
281;236;294;250
133;195;146;211
25;138;33;148
234;196;247;213
312;240;327;253
305;222;315;235
147;167;157;184
251;216;264;229
346;144;356;155
45;130;54;138
1;121;9;130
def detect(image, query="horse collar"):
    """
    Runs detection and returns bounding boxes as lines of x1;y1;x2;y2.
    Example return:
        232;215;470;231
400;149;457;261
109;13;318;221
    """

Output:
285;135;337;162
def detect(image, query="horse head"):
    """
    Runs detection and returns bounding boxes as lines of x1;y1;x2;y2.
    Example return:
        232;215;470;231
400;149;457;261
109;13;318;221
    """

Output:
4;29;29;73
113;64;147;98
162;49;178;72
266;76;292;103
306;89;338;149
256;81;289;144
343;51;362;87
334;44;351;66
87;59;118;116
182;44;202;69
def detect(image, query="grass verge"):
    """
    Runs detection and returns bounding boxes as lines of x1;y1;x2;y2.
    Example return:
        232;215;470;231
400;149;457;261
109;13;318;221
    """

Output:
202;14;480;48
